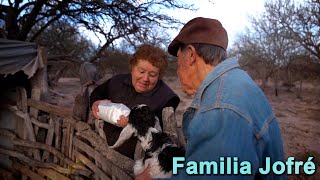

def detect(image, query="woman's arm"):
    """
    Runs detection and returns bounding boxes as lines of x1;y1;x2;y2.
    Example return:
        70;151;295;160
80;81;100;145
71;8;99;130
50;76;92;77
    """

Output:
164;96;180;110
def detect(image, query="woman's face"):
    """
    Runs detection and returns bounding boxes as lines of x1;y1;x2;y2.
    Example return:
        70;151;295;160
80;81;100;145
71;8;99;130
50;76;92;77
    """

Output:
131;59;160;93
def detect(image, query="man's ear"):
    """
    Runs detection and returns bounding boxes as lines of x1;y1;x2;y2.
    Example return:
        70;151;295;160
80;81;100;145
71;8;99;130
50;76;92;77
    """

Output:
186;45;197;66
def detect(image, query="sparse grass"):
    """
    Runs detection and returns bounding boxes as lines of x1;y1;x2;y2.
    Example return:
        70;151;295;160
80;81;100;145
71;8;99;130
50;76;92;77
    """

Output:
276;112;287;118
294;151;320;167
287;151;320;180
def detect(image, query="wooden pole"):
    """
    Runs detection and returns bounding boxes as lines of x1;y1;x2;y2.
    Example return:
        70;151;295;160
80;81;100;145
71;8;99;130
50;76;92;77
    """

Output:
0;168;16;180
0;148;89;176
7;105;41;160
54;117;62;164
74;121;134;176
61;125;68;167
68;125;74;159
41;118;55;162
27;99;73;119
37;168;70;180
15;87;28;140
0;128;91;175
13;162;45;180
73;137;133;179
73;150;111;180
30;47;48;135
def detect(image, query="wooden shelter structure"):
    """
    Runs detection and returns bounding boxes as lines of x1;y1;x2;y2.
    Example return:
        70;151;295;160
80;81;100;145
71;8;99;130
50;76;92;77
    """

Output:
0;39;181;179
0;39;135;179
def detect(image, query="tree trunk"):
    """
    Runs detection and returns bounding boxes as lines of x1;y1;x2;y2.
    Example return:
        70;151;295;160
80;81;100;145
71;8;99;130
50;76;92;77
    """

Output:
274;71;279;97
262;77;268;91
49;64;67;87
296;80;303;99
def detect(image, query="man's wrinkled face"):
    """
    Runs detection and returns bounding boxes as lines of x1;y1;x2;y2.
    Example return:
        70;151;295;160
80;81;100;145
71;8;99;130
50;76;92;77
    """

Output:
177;47;196;95
131;59;160;93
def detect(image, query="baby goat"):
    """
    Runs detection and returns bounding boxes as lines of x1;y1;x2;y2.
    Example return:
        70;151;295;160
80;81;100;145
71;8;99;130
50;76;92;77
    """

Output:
110;104;185;178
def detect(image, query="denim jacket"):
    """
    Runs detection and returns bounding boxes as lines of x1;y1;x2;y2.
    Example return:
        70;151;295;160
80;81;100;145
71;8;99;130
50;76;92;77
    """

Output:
171;57;285;179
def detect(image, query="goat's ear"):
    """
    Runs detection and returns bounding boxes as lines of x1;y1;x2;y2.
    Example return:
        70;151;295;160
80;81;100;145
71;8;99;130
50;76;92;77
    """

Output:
154;116;162;132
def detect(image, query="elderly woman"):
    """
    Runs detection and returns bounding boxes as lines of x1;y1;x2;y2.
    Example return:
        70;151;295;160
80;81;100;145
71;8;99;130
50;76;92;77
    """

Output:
90;44;180;159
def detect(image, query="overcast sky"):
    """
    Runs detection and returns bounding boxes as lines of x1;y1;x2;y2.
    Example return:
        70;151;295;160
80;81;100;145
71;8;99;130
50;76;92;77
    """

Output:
167;0;266;48
86;0;267;49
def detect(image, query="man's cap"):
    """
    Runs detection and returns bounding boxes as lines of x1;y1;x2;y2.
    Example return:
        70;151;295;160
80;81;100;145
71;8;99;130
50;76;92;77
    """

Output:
168;17;228;56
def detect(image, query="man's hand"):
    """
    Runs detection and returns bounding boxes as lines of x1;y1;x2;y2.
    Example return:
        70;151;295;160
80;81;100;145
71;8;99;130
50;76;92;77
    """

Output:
135;167;151;180
91;99;111;119
117;115;129;128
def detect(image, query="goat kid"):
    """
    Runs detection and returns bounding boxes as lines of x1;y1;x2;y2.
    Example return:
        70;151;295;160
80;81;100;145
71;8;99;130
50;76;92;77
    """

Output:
110;104;185;178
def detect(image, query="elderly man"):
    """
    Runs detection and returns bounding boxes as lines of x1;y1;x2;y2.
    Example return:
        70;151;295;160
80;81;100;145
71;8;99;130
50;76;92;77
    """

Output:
136;17;285;179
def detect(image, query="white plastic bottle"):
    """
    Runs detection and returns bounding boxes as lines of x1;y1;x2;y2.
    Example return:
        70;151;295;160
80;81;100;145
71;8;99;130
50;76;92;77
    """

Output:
97;102;131;127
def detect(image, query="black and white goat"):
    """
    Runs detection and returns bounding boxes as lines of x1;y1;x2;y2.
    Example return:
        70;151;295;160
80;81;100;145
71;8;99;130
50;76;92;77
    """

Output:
110;104;185;178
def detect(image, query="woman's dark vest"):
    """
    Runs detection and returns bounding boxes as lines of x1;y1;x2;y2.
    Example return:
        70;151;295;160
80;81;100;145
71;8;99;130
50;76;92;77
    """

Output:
90;74;180;159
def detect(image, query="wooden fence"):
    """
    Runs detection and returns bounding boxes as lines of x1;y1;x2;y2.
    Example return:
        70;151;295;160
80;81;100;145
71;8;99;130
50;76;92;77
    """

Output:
0;87;135;180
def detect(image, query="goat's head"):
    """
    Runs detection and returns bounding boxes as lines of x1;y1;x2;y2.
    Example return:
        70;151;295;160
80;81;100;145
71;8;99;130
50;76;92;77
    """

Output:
109;104;161;149
129;104;158;137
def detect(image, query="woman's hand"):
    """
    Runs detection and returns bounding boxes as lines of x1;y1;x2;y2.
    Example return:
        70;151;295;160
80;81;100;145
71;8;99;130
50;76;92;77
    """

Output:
117;115;129;128
91;99;111;119
135;167;151;180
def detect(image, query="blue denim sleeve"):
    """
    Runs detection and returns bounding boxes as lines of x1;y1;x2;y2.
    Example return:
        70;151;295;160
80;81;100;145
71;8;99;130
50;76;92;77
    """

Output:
171;108;260;180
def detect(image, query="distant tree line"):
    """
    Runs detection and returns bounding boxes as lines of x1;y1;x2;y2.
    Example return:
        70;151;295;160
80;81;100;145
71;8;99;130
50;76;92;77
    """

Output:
231;0;319;97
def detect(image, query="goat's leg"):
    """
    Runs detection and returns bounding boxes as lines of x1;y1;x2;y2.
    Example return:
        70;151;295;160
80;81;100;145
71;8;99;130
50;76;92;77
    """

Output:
109;124;136;149
133;159;146;176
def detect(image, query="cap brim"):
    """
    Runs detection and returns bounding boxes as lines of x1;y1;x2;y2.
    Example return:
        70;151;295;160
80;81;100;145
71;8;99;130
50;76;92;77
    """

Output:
168;40;180;57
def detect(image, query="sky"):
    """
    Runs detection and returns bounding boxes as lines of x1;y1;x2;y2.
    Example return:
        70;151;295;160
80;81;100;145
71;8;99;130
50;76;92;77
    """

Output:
167;0;266;47
86;0;267;49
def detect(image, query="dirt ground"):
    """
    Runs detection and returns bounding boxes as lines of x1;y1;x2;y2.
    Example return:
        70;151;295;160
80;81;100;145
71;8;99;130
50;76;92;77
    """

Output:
54;77;320;179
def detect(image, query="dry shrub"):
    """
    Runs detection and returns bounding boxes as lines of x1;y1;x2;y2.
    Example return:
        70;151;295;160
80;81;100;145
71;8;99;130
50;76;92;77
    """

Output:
95;51;130;77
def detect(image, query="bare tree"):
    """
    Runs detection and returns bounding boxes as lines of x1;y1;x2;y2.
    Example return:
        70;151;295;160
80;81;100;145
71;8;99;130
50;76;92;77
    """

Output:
266;0;320;61
233;0;320;97
120;24;172;51
234;0;303;96
29;19;97;86
0;0;196;62
233;30;276;91
33;19;96;61
288;54;317;98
